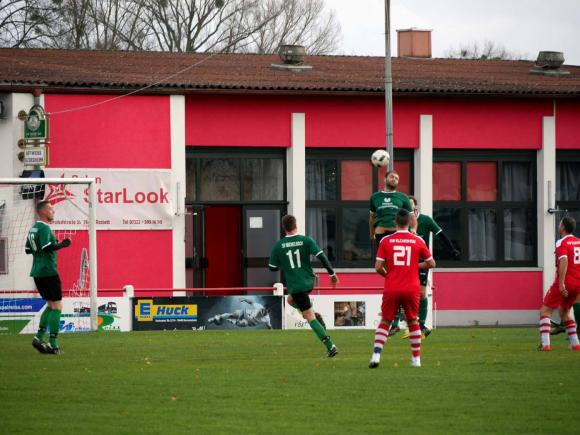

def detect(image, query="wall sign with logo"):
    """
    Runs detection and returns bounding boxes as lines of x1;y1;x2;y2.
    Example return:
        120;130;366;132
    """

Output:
133;296;283;331
44;168;173;229
24;105;48;140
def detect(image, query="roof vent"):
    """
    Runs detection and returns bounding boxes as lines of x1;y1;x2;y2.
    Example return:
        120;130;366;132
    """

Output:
530;51;570;76
271;45;312;72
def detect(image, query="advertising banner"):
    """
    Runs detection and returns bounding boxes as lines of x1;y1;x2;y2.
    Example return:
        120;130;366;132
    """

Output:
43;168;173;229
284;295;384;330
133;296;283;331
0;297;130;334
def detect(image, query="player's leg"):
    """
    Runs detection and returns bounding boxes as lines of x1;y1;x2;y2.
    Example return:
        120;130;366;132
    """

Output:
539;282;561;351
403;292;422;367
418;269;431;336
32;278;51;353
388;309;401;336
369;293;397;368
294;292;336;356
561;293;580;350
289;294;326;329
45;276;64;354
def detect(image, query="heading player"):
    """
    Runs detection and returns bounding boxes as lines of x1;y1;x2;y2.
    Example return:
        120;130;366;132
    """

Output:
269;215;339;357
25;200;71;355
369;170;413;246
369;208;435;368
538;216;580;351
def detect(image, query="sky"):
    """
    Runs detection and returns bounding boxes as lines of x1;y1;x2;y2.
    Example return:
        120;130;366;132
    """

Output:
329;0;580;65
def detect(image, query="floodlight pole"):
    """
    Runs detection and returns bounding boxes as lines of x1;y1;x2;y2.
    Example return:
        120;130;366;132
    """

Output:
384;0;394;171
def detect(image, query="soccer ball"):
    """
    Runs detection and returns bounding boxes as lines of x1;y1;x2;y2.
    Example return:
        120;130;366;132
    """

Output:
371;149;390;168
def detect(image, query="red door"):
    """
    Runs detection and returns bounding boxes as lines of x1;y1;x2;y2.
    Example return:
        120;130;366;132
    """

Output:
204;206;242;291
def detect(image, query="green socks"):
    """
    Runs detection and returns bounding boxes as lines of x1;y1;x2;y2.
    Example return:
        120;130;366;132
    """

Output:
35;307;52;340
391;312;401;329
419;298;428;328
309;319;334;350
48;309;61;348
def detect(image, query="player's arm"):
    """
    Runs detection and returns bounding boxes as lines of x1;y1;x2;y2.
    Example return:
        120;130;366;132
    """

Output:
25;237;32;254
436;230;460;258
315;250;339;287
369;195;376;240
38;225;71;252
419;241;436;270
558;255;568;297
42;239;71;252
268;245;280;272
374;259;386;277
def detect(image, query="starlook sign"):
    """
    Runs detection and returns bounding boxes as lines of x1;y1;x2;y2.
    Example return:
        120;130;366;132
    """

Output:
44;169;173;230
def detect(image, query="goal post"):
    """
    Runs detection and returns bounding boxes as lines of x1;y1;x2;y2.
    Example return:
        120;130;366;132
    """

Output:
0;178;98;331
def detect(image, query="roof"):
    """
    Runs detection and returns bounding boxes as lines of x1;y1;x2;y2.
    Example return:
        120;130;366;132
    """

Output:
1;48;580;97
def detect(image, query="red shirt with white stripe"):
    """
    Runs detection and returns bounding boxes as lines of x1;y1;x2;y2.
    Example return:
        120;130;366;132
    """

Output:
555;234;580;286
376;230;433;293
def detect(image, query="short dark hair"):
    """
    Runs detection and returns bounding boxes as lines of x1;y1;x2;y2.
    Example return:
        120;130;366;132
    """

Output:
561;216;576;235
36;200;50;214
281;214;297;232
395;208;411;227
408;195;417;206
384;170;399;179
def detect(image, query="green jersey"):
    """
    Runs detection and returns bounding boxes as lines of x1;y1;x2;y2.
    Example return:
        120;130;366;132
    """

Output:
25;221;58;277
416;213;442;246
369;191;413;228
269;234;322;294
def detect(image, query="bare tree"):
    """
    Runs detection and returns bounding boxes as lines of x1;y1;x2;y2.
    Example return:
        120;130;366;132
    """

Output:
243;0;340;54
0;0;49;47
446;39;526;60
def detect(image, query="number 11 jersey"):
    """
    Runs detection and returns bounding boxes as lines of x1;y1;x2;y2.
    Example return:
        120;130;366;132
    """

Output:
269;234;322;294
376;230;432;293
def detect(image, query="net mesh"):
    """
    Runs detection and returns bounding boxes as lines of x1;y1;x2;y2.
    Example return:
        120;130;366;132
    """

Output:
0;180;93;334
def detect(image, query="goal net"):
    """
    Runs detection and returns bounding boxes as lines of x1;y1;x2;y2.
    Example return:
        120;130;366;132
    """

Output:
0;178;98;333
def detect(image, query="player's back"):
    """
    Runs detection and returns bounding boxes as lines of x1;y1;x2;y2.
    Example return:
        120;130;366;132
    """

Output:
270;234;320;293
377;230;432;293
557;235;580;284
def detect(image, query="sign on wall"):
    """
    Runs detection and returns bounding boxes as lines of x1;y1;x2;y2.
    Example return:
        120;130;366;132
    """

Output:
0;297;131;334
133;296;283;331
44;169;173;229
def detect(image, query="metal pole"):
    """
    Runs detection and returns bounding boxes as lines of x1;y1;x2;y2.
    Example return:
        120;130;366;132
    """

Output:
384;0;394;171
89;181;98;331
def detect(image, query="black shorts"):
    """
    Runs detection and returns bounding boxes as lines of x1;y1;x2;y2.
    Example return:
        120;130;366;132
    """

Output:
34;275;62;301
419;269;429;286
375;230;396;247
290;291;312;311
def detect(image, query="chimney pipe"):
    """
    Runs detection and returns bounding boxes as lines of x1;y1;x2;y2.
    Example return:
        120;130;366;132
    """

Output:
397;28;432;58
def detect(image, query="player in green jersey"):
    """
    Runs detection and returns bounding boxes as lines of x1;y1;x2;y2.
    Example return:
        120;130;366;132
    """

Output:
369;170;413;246
25;200;71;354
393;195;460;337
268;215;339;357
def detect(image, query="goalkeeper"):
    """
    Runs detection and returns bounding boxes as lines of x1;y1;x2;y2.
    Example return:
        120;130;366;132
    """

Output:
391;196;459;337
25;201;71;355
268;215;339;357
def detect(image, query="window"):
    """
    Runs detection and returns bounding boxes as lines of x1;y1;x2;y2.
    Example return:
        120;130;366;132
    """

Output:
306;149;413;268
556;152;580;237
433;151;536;267
186;149;285;202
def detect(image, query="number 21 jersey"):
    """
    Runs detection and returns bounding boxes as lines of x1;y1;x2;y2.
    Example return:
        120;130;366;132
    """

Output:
269;234;322;294
376;230;432;293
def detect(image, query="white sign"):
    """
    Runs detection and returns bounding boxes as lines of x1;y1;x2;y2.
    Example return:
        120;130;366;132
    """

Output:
249;216;263;229
23;147;48;165
44;169;173;229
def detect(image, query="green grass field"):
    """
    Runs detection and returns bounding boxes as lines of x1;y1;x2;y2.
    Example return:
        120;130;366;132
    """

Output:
1;328;579;435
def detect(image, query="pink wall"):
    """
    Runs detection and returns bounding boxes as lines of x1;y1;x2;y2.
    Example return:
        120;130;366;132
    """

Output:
185;95;419;149
317;271;543;310
556;100;580;149
44;94;174;290
45;94;171;168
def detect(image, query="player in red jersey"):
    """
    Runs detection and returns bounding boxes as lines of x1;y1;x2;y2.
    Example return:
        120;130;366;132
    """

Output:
538;216;580;351
369;208;436;368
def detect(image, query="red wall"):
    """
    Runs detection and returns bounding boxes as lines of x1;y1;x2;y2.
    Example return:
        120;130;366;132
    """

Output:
556;100;580;149
44;94;174;290
186;95;420;149
45;94;171;168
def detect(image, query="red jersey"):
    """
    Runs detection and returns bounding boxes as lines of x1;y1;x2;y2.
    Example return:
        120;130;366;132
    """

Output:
555;234;580;285
376;230;433;293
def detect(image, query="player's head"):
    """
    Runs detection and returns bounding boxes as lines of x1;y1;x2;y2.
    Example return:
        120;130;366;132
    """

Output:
384;170;399;190
36;200;55;222
559;216;576;236
395;208;411;229
408;195;418;212
281;214;297;234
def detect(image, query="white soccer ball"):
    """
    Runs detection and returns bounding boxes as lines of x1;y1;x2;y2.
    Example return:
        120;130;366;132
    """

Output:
371;149;390;168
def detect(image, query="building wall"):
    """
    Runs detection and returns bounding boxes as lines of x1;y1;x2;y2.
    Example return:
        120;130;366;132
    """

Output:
44;94;174;290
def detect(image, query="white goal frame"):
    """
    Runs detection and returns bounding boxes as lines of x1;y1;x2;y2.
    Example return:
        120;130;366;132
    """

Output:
0;178;98;331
